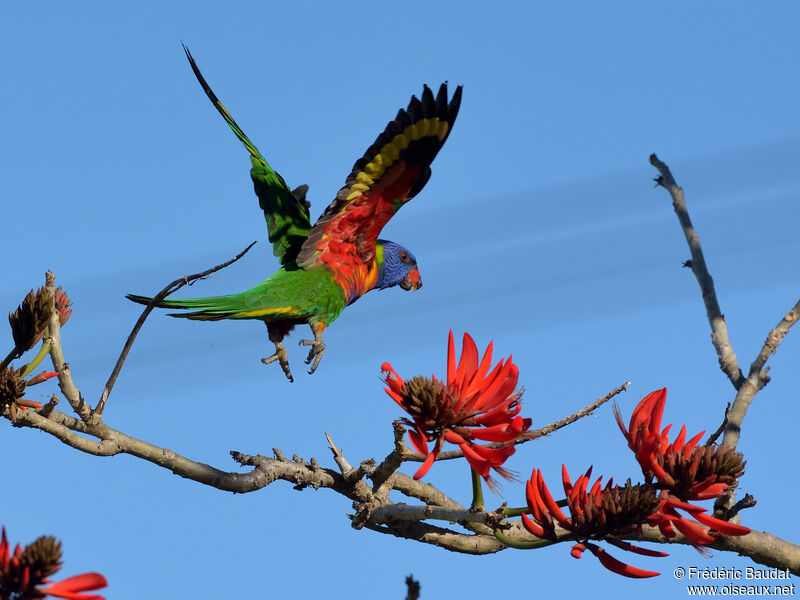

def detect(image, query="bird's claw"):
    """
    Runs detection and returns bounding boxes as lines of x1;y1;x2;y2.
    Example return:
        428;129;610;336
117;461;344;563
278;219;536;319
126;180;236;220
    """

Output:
299;337;326;375
262;340;293;382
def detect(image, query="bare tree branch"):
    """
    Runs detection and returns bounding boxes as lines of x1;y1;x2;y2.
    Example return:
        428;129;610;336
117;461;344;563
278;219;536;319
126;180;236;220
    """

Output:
94;241;257;419
367;421;410;496
363;520;505;555
7;174;800;584
387;472;466;510
722;297;800;449
650;153;744;389
45;275;92;422
704;402;730;447
650;155;800;453
8;345;800;573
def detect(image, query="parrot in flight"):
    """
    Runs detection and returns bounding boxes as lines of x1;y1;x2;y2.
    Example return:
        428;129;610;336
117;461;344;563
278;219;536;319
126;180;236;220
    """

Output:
127;46;462;381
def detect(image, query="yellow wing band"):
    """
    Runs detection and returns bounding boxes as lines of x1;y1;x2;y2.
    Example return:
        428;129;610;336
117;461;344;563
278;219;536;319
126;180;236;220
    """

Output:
345;117;450;201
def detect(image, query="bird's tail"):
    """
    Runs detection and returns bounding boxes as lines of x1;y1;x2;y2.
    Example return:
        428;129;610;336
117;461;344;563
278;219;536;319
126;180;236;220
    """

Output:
182;44;271;174
126;293;251;321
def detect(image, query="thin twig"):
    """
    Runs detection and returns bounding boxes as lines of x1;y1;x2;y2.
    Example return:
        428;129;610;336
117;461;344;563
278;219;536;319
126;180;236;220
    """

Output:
519;380;631;441
94;241;256;418
405;381;630;463
650;154;744;389
704;402;730;446
722;493;758;520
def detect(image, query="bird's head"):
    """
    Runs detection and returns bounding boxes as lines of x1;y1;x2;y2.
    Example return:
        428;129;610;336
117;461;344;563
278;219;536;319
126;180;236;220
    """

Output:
375;240;422;291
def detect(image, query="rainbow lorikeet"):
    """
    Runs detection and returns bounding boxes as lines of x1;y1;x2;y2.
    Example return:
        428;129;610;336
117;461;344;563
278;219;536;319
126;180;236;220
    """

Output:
128;47;462;381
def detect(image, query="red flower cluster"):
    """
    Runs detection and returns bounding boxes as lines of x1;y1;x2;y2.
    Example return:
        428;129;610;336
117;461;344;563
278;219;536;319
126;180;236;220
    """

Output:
0;366;58;420
615;388;750;547
54;287;72;327
522;466;667;578
383;331;531;491
0;526;107;600
7;286;71;358
515;388;751;578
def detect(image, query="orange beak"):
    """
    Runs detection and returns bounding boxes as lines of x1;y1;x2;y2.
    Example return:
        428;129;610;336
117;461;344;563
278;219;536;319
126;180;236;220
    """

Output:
400;267;422;291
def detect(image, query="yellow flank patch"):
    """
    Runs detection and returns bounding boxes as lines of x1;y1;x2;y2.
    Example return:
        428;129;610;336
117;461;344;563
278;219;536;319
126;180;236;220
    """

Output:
349;117;447;198
238;306;296;317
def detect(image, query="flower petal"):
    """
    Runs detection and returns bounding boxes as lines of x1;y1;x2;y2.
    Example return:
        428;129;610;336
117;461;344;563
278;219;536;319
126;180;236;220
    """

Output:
692;512;751;537
464;340;495;398
586;543;660;578
521;513;545;537
39;572;108;600
459;441;491;477
407;428;429;456
455;332;479;391
412;436;444;480
605;537;670;557
672;515;716;545
446;330;457;385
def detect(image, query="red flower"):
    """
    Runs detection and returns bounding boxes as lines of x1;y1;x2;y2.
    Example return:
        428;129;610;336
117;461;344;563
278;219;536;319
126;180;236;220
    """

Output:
40;573;108;600
614;388;746;502
648;493;750;548
382;331;531;491
0;366;45;421
0;526;107;600
615;389;750;546
521;466;666;578
54;287;72;327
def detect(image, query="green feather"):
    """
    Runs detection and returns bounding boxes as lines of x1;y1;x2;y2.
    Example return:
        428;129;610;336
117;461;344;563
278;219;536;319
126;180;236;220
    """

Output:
183;45;312;266
126;266;346;325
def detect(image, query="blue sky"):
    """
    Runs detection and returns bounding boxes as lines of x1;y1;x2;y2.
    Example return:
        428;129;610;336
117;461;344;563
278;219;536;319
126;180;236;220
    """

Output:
2;2;799;598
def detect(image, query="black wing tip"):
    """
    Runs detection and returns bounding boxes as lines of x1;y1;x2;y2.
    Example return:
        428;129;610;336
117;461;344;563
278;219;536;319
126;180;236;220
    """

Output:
448;84;463;119
126;293;154;306
412;82;462;124
430;82;462;123
348;81;463;177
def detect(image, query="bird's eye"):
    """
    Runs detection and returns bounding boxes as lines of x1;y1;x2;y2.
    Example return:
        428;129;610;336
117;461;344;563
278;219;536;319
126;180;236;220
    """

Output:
399;251;409;262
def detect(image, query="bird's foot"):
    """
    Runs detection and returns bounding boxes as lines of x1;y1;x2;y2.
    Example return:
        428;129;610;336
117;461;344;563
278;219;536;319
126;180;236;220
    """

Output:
262;340;294;382
299;333;326;375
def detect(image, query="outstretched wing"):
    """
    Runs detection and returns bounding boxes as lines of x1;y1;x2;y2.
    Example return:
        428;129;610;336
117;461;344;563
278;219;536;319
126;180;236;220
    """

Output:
296;83;462;270
183;45;312;266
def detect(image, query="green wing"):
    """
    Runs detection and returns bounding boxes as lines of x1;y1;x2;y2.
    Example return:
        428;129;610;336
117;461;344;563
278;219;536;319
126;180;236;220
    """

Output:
183;45;312;266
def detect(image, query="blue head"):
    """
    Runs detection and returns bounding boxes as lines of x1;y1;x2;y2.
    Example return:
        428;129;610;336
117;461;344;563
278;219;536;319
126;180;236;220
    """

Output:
375;240;422;291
